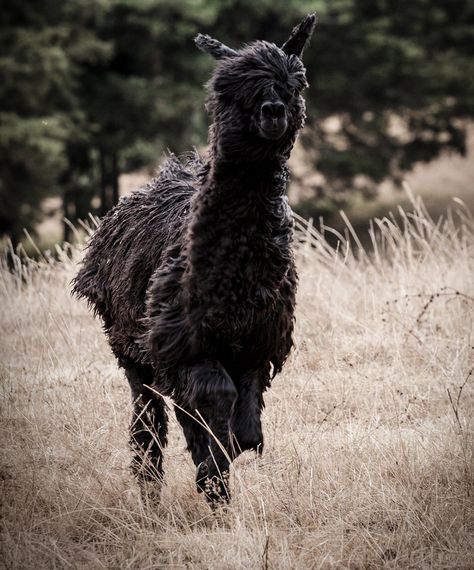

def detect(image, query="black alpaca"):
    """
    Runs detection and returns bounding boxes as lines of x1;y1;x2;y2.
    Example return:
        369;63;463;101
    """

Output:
73;14;315;504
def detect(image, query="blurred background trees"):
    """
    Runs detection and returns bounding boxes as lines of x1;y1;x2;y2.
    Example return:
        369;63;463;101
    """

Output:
1;0;473;245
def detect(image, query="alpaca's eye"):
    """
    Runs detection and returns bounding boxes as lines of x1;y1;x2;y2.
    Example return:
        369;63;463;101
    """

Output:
279;88;294;103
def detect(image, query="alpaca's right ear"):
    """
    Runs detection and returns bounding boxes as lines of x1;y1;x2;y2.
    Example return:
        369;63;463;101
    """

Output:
195;34;238;60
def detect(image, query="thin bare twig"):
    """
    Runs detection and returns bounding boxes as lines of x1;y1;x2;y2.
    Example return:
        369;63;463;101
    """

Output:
447;365;474;431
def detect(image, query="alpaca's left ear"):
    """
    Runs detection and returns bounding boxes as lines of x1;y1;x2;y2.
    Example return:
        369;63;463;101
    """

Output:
281;13;316;59
195;34;238;60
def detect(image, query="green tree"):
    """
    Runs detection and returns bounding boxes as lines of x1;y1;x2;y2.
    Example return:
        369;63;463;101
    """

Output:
177;0;474;213
76;0;214;216
299;0;474;212
0;1;74;242
0;0;216;242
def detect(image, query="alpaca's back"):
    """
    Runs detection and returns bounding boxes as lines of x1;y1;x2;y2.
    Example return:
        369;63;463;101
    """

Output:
73;153;204;362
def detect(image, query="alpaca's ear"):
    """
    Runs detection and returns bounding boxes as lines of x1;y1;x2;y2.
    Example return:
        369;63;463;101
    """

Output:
195;34;238;60
281;14;316;59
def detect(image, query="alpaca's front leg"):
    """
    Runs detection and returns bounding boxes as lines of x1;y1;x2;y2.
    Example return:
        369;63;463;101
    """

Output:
185;360;237;504
230;369;265;457
174;405;210;466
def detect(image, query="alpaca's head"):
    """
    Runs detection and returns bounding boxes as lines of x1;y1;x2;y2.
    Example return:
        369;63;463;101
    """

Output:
196;14;316;161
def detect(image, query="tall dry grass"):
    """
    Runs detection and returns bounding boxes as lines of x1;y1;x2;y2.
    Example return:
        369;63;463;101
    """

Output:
1;190;473;569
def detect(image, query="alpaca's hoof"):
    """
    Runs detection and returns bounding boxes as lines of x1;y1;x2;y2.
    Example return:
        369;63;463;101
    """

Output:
196;461;231;505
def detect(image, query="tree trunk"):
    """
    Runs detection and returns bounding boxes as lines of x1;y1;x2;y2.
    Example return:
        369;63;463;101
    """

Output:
63;189;75;242
112;152;119;206
99;149;120;216
99;149;109;217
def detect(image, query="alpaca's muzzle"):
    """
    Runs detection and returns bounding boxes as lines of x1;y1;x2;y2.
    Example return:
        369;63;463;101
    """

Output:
259;100;288;139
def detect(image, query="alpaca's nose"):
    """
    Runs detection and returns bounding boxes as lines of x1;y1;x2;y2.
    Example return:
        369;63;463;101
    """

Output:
259;100;288;140
261;101;286;119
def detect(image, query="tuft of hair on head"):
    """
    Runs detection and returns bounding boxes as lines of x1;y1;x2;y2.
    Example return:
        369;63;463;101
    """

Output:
194;34;237;60
281;13;317;59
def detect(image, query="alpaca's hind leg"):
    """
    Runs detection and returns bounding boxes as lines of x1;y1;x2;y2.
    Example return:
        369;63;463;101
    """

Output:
121;359;168;502
185;360;237;504
175;407;210;467
230;369;265;458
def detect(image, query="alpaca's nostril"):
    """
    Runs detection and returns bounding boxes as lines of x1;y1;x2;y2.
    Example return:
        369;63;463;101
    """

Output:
273;102;285;118
261;102;273;117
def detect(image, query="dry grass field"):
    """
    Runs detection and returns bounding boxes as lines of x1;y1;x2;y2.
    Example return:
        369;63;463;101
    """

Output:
1;190;473;569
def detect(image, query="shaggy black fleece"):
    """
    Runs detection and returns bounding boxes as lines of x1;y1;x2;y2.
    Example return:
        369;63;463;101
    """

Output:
73;14;316;504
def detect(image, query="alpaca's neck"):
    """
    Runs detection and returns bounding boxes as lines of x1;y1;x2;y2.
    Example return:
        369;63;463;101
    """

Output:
185;155;293;331
210;157;287;199
191;156;290;237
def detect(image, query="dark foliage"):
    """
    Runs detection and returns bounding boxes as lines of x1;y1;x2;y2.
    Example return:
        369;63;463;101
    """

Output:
73;15;315;504
3;1;473;243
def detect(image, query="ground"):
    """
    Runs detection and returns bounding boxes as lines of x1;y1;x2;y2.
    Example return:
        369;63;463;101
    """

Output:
1;194;473;569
